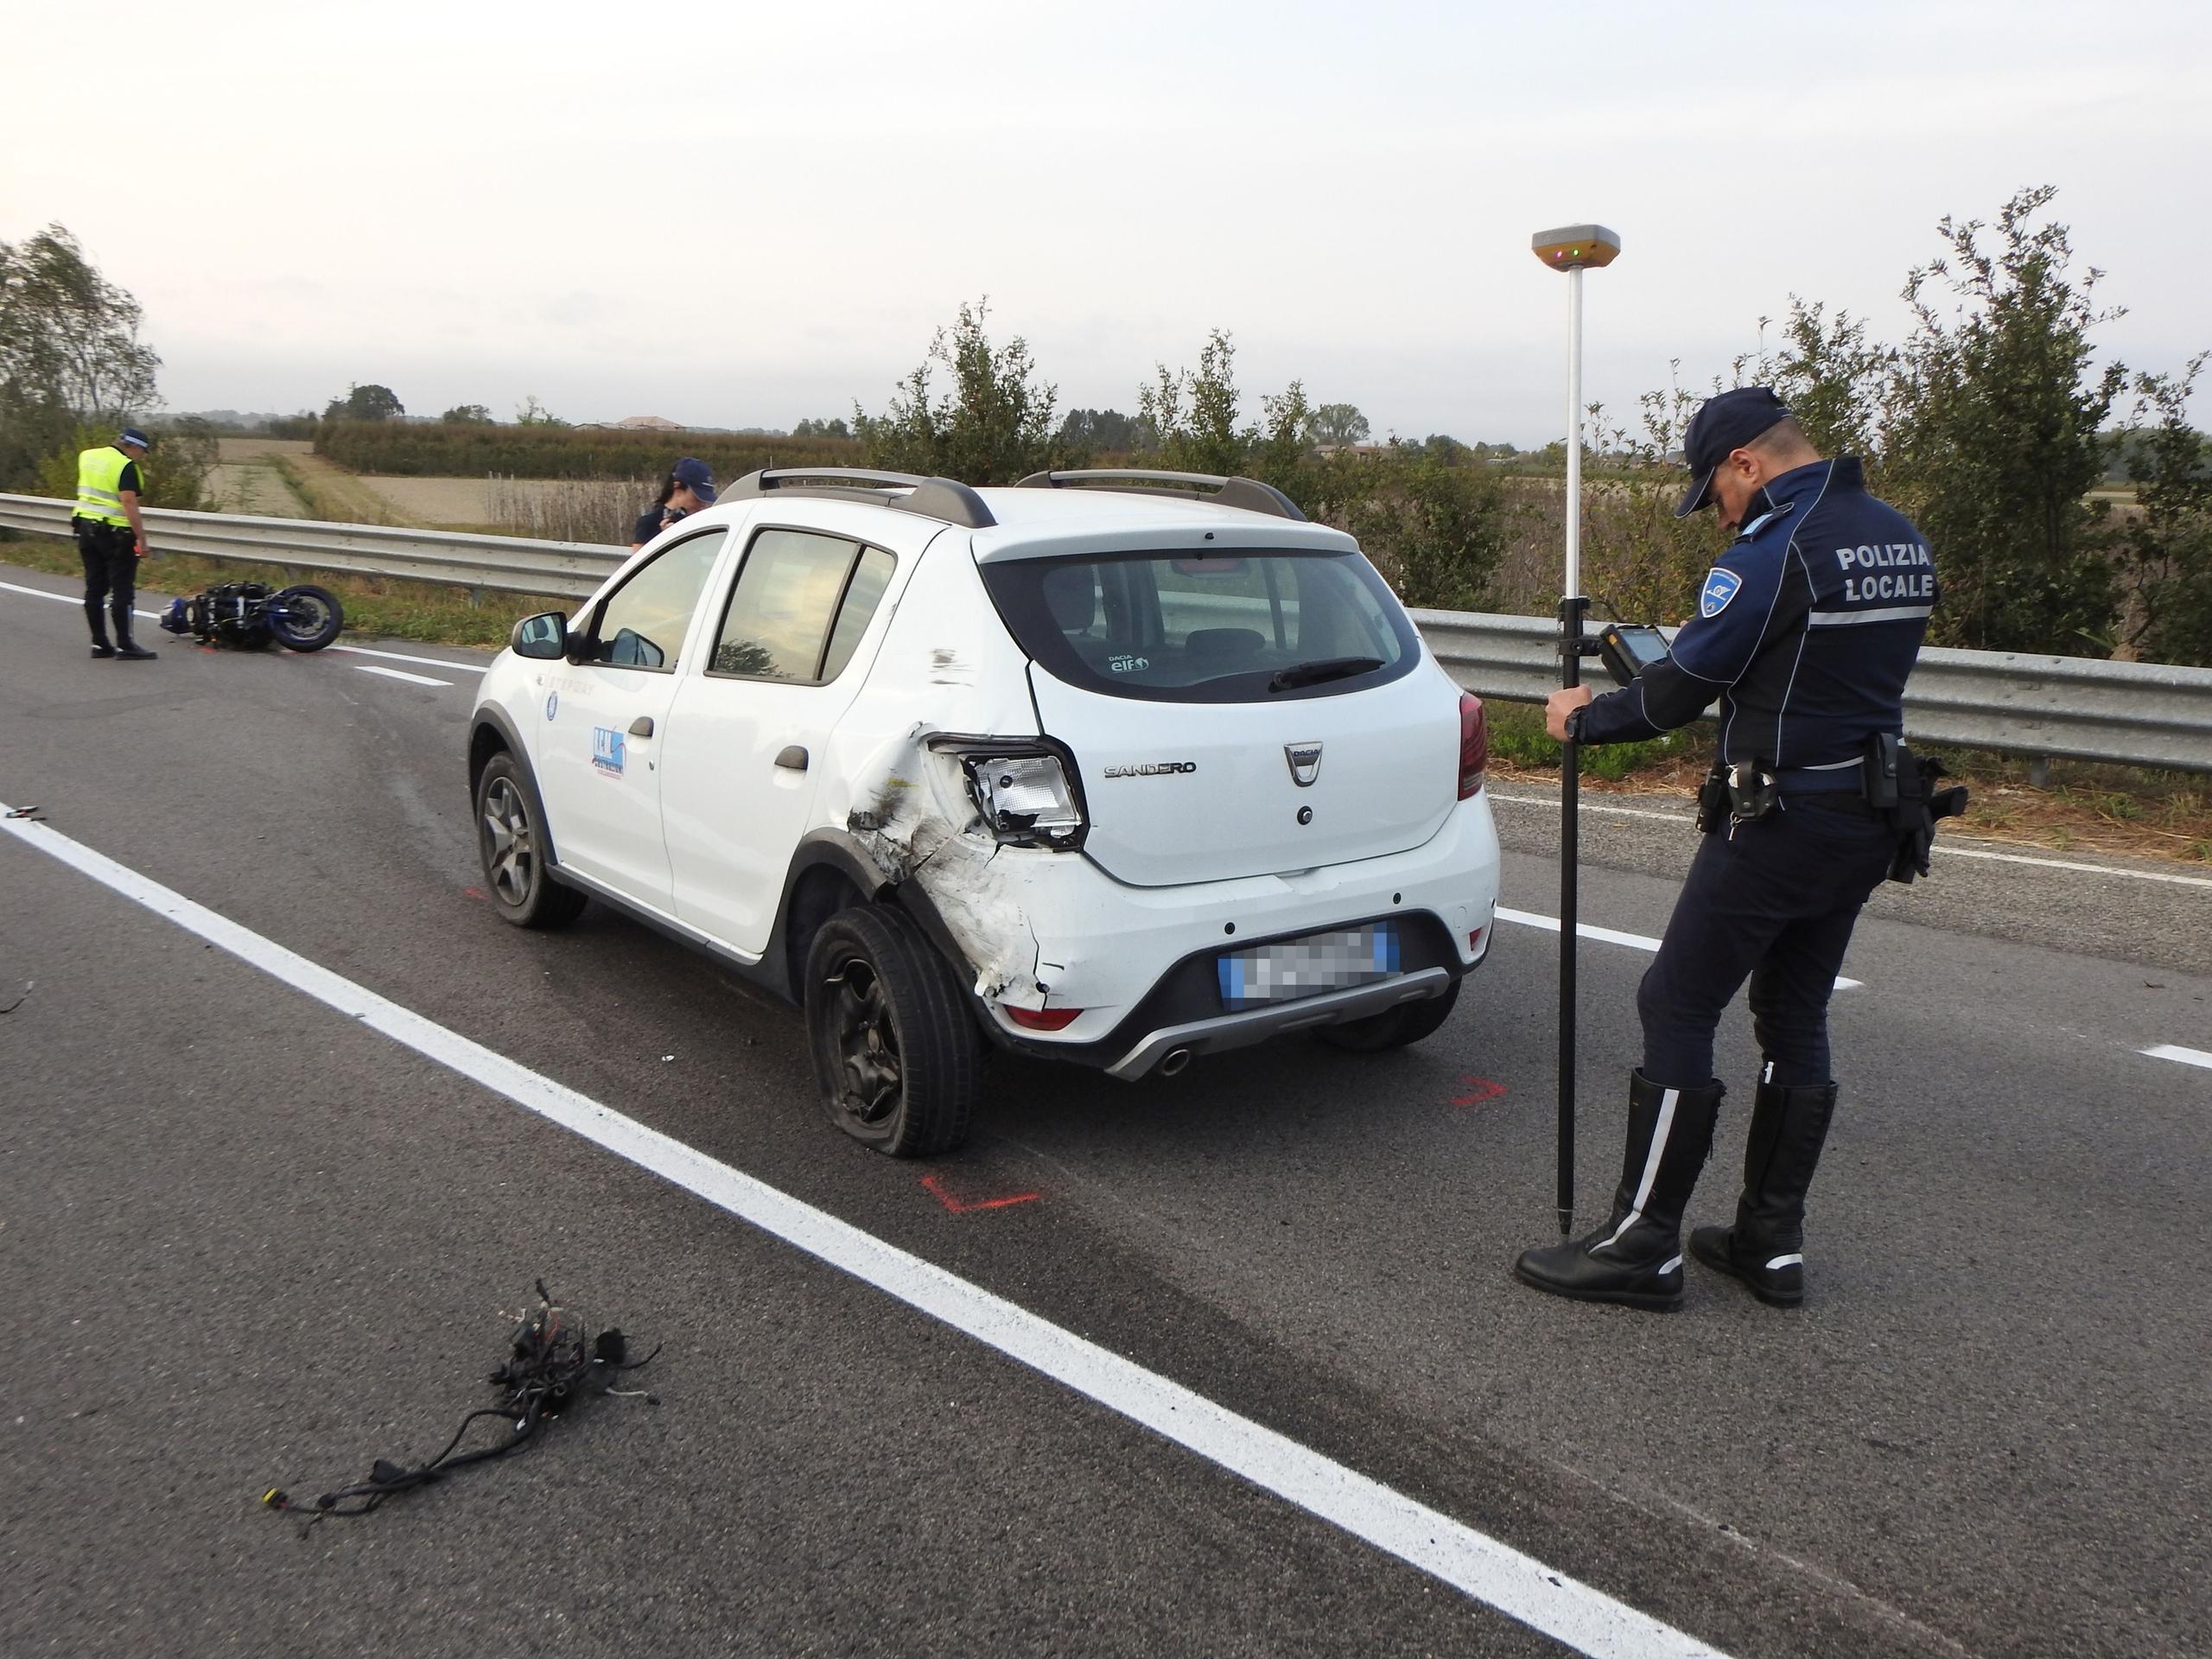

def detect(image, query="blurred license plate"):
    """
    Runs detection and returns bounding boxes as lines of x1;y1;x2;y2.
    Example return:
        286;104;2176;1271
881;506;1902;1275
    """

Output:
1217;924;1400;1010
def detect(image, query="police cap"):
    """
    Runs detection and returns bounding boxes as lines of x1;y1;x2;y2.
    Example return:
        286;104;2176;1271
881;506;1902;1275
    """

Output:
1675;387;1791;518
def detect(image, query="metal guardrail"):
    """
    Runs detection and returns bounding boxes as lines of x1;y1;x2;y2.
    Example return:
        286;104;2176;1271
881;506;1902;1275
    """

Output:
0;493;622;601
1411;610;2212;773
5;493;2209;772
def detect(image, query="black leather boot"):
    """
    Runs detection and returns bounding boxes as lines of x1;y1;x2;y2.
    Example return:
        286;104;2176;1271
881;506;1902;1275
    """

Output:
1690;1076;1838;1306
1515;1071;1725;1311
87;606;115;658
113;621;157;661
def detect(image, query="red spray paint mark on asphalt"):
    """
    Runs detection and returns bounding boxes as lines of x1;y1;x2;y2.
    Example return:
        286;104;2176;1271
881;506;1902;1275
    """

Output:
1452;1075;1508;1107
463;886;488;901
921;1173;1040;1214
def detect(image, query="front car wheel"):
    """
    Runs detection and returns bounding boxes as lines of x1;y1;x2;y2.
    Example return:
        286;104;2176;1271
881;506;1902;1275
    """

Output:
475;752;586;930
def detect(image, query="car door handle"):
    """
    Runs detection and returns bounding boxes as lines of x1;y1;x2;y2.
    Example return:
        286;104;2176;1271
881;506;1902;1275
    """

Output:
775;745;809;772
628;716;655;738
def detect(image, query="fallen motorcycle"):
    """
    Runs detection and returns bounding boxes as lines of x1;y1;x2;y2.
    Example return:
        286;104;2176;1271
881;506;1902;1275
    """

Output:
159;580;345;652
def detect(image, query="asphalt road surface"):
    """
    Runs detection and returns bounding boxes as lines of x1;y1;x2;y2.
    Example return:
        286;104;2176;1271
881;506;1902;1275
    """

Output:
3;562;2208;1658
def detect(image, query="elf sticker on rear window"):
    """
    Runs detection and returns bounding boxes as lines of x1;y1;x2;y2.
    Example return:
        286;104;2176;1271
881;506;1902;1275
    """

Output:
1109;654;1149;674
592;727;626;776
1700;568;1743;618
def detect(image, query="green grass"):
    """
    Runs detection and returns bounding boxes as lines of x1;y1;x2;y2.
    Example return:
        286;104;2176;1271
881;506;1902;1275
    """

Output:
1483;699;1686;781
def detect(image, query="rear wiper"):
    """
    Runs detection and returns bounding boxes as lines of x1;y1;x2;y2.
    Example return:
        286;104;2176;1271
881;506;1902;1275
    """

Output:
1267;656;1384;692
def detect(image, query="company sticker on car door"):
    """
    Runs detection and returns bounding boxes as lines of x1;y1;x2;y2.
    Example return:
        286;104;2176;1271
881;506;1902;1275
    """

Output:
592;727;626;777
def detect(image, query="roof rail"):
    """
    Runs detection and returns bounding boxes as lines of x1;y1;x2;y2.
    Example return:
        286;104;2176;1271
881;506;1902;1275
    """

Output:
722;467;995;531
1014;468;1306;523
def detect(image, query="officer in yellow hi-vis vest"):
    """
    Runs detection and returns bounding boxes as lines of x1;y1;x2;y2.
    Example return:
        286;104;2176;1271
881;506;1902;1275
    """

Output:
75;427;157;659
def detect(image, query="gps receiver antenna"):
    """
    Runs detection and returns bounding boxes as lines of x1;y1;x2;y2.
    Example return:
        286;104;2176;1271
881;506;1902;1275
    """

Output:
1532;223;1621;1236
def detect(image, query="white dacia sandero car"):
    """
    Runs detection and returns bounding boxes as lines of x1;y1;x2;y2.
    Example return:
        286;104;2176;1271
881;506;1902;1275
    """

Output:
468;468;1500;1155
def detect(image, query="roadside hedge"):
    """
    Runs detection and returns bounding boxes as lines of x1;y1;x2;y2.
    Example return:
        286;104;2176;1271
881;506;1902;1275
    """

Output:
315;422;866;480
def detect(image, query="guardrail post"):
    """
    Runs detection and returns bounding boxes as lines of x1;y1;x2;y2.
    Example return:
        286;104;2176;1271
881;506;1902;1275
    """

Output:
2028;756;2051;789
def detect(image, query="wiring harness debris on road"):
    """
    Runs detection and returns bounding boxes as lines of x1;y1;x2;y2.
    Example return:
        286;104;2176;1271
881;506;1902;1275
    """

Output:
263;1281;658;1529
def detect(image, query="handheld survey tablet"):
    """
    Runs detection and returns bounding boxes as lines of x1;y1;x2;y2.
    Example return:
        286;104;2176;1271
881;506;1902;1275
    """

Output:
1595;621;1668;685
1530;225;1622;271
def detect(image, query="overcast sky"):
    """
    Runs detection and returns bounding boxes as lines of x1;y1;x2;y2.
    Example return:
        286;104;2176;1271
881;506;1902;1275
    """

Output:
8;1;2208;446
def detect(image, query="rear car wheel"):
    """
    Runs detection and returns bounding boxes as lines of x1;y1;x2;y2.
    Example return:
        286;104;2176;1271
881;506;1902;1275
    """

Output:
475;752;586;930
804;905;979;1157
1313;976;1461;1053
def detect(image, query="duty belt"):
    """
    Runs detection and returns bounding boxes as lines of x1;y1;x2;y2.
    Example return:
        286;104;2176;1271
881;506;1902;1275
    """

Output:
1773;765;1866;796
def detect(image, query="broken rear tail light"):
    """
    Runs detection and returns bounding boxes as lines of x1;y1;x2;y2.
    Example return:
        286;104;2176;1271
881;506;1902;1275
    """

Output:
925;736;1090;849
1458;693;1488;799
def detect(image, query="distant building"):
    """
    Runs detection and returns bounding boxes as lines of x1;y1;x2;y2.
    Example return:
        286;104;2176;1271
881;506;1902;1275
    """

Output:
613;414;685;431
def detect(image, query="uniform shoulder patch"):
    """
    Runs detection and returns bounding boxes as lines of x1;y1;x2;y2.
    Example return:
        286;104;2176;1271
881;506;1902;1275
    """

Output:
1699;568;1744;618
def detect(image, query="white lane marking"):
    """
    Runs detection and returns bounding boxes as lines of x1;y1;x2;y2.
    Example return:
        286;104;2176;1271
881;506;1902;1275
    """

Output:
0;801;1730;1659
1926;843;2212;889
1493;906;1865;994
0;577;158;621
1488;791;2212;890
332;642;490;675
2144;1045;2212;1071
354;664;454;688
3;578;486;679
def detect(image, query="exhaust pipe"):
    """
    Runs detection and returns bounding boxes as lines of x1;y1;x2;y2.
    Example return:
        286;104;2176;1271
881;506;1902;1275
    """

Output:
1159;1047;1193;1077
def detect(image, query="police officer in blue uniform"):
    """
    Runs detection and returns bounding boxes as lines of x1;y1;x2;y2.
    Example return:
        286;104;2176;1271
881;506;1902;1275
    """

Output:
1515;387;1939;1311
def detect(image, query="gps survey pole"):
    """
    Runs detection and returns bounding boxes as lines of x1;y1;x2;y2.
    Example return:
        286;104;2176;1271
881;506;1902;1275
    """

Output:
1531;224;1620;1236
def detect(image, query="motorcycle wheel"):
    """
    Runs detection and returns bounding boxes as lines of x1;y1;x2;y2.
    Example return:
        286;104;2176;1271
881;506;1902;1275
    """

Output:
266;584;345;652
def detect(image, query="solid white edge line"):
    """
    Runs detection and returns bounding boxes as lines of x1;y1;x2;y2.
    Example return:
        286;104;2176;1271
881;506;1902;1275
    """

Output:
353;664;454;688
0;798;1729;1659
2143;1044;2212;1071
1486;790;2212;891
1491;906;1864;995
0;576;157;620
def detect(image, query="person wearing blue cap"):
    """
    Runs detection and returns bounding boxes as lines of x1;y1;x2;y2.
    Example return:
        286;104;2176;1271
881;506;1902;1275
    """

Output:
73;428;157;659
1515;387;1941;1312
630;457;718;550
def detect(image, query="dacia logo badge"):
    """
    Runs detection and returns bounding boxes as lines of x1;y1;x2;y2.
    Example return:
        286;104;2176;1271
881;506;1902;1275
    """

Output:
1284;742;1323;786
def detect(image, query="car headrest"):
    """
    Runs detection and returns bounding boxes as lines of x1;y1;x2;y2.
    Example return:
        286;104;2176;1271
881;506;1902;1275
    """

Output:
1183;627;1266;660
1041;565;1097;632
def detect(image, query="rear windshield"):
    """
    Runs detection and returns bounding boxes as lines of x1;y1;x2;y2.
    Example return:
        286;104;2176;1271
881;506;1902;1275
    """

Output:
981;550;1420;702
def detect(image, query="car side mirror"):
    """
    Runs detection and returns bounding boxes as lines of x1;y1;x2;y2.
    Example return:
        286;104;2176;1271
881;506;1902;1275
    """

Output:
512;611;569;660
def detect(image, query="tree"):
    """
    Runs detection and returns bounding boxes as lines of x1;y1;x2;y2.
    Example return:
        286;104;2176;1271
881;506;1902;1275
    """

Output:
855;299;1063;484
1310;403;1370;447
1058;408;1142;453
323;383;404;423
442;403;494;424
1422;434;1468;465
1883;187;2126;654
792;416;851;439
1138;329;1245;477
0;224;162;490
2112;358;2212;665
1349;442;1510;611
1758;299;1891;465
0;225;160;422
513;394;567;428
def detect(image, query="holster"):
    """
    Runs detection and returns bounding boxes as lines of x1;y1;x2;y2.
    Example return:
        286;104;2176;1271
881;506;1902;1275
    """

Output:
1877;736;1968;884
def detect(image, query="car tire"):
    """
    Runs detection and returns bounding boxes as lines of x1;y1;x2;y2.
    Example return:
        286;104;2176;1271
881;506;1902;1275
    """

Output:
475;752;586;930
1313;976;1462;1053
804;905;979;1157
